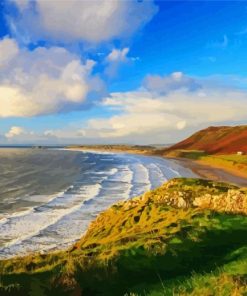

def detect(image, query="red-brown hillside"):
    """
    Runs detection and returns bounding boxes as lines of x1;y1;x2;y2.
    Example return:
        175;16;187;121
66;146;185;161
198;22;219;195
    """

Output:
166;125;247;154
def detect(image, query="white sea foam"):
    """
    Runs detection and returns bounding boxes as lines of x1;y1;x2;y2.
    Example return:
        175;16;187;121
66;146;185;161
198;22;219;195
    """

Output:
0;183;103;256
0;189;69;226
146;162;167;189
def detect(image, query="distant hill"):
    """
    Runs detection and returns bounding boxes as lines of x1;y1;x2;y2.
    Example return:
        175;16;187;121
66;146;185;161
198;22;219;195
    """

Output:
165;125;247;154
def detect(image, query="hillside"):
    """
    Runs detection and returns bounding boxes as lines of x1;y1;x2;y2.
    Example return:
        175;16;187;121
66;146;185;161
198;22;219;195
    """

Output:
165;125;247;155
0;178;247;295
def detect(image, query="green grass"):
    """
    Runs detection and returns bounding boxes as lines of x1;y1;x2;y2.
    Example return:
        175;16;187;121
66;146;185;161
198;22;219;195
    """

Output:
213;155;247;164
166;149;247;178
0;178;247;295
199;154;247;178
164;150;207;160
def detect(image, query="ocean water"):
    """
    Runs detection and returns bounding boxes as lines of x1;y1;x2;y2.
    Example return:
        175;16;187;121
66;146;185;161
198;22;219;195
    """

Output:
0;148;196;258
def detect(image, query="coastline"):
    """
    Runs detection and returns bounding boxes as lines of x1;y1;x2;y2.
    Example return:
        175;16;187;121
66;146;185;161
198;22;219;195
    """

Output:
170;157;247;187
1;148;195;259
1;177;247;295
1;150;247;295
66;147;247;187
0;147;244;260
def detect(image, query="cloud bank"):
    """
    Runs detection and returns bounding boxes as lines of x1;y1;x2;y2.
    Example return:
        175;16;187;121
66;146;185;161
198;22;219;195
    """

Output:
3;71;247;144
76;73;247;143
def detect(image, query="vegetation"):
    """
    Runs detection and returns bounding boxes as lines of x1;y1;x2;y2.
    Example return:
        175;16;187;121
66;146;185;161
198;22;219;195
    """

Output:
0;178;247;295
198;154;247;177
165;149;247;179
163;125;247;155
162;149;207;159
67;144;156;155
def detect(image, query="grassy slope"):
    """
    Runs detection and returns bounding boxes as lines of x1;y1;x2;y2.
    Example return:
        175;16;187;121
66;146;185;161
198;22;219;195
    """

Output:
0;178;247;296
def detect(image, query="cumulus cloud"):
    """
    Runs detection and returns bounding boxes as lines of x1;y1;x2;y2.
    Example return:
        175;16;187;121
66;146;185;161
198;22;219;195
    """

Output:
9;0;158;44
75;73;247;143
5;72;246;144
106;48;130;62
105;47;132;77
5;126;26;138
0;37;105;117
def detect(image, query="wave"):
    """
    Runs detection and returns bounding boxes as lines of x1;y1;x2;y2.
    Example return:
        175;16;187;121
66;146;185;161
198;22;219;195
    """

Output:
0;165;121;257
0;151;196;258
0;189;70;226
0;185;103;256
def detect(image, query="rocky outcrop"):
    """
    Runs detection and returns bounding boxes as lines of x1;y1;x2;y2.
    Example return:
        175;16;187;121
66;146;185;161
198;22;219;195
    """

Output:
143;178;247;214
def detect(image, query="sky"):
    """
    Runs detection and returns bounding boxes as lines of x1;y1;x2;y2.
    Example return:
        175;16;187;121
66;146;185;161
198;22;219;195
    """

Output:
1;0;247;145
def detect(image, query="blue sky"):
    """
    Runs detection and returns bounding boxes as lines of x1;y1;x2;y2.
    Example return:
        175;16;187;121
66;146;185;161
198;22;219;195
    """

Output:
0;0;247;144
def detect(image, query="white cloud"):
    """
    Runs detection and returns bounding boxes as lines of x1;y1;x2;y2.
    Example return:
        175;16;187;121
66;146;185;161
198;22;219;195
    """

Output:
4;126;56;144
144;72;201;94
106;48;129;62
176;120;187;130
3;72;247;145
105;47;132;77
5;126;25;138
76;73;247;143
43;130;55;137
0;37;105;117
10;0;158;44
0;37;19;67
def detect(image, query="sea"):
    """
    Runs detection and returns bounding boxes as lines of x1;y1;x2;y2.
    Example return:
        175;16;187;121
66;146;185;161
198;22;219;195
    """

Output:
0;147;196;258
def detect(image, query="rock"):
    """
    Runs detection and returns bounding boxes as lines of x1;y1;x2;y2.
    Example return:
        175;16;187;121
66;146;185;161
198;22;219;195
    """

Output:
178;197;187;208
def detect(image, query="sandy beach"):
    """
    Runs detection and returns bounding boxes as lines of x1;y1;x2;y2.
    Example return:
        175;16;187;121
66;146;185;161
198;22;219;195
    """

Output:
171;157;247;187
67;147;247;187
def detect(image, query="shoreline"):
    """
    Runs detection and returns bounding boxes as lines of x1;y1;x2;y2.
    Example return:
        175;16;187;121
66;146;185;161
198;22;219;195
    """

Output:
0;148;246;261
1;177;247;295
1;148;192;260
170;157;247;187
66;147;247;187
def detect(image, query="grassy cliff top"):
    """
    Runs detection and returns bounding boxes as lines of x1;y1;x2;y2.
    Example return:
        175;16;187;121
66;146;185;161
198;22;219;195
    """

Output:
1;178;247;295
